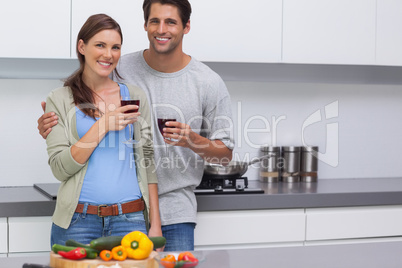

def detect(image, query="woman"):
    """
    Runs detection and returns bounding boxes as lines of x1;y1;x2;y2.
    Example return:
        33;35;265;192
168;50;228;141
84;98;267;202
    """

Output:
45;14;161;246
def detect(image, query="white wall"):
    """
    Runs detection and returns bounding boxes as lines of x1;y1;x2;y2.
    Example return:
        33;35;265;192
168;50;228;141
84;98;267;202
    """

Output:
0;79;63;186
227;81;402;180
0;78;401;186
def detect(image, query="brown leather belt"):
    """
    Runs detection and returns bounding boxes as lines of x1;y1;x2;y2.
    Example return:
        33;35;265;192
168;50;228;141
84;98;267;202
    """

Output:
75;199;144;217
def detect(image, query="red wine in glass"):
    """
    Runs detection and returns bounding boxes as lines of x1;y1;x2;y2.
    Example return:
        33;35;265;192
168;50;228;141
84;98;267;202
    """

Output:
121;100;140;113
158;118;176;160
158;118;177;136
121;98;140;144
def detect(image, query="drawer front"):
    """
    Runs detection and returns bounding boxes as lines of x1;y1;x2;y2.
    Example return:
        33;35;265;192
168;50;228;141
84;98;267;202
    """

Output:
195;209;305;246
8;217;52;253
0;218;7;253
306;205;402;241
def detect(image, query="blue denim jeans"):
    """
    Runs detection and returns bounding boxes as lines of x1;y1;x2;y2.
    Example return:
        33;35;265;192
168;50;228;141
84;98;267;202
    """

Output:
51;202;147;247
162;223;196;251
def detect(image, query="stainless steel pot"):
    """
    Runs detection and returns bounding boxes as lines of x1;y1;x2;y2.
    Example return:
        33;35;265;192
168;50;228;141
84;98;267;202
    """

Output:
204;154;273;177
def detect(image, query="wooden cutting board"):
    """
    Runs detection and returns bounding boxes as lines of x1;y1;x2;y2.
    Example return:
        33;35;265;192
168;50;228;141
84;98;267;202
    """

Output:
49;251;159;268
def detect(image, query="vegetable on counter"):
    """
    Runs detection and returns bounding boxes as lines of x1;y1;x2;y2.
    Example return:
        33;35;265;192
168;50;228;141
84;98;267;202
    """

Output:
173;260;187;268
182;254;198;264
121;231;153;260
65;239;99;259
160;252;199;268
182;256;199;267
52;244;76;254
88;234;166;252
160;254;176;268
111;245;127;261
161;254;176;262
100;250;113;261
58;247;87;260
178;251;196;262
65;239;94;250
54;233;165;262
149;236;166;249
84;250;99;260
52;243;98;259
90;236;123;251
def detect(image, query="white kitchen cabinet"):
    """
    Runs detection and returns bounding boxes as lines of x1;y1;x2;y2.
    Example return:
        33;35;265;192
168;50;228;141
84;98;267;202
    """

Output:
376;0;402;66
194;209;305;249
8;217;52;253
71;0;149;58
0;218;7;254
282;0;376;65
305;205;402;241
0;0;70;59
186;0;282;63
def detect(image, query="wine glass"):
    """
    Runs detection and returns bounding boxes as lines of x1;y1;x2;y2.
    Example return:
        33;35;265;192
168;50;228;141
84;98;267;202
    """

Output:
157;117;177;160
121;96;140;144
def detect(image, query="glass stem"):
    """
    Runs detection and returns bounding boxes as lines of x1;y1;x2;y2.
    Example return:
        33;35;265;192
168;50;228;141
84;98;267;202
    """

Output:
129;123;133;140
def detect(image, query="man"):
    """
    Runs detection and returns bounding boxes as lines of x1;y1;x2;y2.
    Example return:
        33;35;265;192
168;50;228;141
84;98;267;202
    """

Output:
38;0;234;251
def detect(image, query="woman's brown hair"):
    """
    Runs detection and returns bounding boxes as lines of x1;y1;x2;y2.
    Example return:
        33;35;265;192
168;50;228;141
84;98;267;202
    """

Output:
64;13;123;118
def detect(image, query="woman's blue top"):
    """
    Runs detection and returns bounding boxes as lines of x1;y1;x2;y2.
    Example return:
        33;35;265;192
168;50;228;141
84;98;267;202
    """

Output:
75;83;141;204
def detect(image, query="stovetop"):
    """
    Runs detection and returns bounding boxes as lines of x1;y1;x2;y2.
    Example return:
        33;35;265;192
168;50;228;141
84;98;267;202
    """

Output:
195;176;264;195
194;187;265;195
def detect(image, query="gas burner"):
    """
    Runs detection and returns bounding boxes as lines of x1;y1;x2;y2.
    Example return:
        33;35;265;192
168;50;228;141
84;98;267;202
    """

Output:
196;175;248;190
236;185;245;191
195;175;264;195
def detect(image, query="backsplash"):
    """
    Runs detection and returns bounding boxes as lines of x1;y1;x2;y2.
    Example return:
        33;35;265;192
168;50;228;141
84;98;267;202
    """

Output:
1;78;401;186
227;81;402;180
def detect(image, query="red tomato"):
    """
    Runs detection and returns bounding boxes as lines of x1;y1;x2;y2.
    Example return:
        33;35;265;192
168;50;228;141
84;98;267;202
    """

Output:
178;251;195;261
182;254;199;267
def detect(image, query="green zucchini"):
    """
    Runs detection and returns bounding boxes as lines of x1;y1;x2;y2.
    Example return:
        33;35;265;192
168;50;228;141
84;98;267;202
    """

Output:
149;236;166;249
85;250;98;259
65;239;98;251
65;239;99;259
90;236;123;251
52;244;76;254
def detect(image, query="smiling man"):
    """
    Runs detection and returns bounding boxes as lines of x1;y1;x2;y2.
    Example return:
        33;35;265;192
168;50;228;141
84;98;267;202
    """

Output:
146;3;189;57
112;0;234;251
38;0;234;251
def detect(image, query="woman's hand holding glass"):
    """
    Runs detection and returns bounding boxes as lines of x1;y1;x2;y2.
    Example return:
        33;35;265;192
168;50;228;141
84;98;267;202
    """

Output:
100;102;140;139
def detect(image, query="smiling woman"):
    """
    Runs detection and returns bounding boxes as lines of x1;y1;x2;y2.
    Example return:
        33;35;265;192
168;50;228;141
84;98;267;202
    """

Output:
66;14;124;119
43;13;160;247
78;29;122;80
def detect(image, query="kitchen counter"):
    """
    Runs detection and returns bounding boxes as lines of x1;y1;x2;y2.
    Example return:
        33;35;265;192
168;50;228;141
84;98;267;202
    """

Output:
2;177;402;217
0;186;55;217
197;177;402;211
3;240;402;268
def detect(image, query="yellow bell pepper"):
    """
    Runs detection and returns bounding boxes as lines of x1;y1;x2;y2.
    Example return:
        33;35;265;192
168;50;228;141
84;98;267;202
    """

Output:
121;231;153;260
